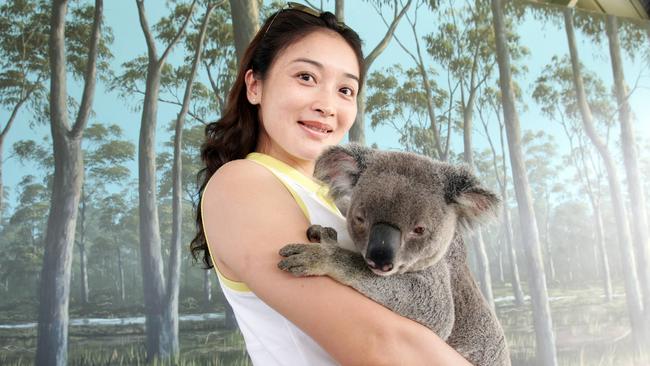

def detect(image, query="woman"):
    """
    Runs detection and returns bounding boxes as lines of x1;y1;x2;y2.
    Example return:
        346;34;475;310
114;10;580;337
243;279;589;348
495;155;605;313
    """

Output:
191;3;471;365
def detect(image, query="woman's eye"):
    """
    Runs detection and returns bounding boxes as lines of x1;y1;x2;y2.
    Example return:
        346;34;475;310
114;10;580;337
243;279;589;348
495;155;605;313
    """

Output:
340;87;355;97
297;73;314;82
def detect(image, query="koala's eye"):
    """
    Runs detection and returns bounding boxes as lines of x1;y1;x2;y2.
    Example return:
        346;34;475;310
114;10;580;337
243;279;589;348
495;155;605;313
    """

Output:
411;226;426;236
354;215;365;224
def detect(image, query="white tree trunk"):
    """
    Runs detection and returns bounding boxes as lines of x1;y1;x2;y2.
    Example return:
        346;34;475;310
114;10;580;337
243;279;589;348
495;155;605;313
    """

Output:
605;14;650;320
564;7;647;350
492;0;557;364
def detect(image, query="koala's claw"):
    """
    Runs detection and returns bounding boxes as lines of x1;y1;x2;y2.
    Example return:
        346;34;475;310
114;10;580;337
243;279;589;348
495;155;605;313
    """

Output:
306;225;338;244
278;243;329;277
306;225;323;243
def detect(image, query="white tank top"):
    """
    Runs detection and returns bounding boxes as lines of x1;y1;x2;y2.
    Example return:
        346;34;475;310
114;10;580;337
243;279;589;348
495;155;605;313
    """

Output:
201;152;356;366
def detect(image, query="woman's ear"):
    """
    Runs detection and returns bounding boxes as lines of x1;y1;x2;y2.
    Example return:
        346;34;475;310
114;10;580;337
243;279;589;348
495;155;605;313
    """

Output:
244;69;262;105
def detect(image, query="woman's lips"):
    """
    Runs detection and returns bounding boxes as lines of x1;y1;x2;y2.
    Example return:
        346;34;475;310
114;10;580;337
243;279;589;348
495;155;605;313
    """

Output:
298;120;333;137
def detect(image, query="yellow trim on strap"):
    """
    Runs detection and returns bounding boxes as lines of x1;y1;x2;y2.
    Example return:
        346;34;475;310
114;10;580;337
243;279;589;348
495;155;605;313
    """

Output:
246;153;343;218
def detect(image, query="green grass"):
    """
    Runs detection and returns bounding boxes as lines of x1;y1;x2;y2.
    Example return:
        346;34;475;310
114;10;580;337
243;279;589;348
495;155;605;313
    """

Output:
495;282;648;365
1;284;647;365
0;319;251;366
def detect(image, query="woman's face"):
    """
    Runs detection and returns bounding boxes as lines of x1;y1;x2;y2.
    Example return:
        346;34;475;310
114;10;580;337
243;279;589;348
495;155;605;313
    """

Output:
245;30;360;170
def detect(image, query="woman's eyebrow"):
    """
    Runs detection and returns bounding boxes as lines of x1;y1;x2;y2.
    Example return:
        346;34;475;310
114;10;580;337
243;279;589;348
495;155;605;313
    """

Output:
290;57;359;83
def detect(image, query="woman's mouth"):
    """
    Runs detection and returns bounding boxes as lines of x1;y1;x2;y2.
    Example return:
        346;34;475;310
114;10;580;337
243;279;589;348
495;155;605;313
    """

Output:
298;121;333;136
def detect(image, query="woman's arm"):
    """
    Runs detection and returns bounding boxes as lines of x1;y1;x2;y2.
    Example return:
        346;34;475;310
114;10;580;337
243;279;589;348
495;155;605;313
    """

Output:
202;160;471;366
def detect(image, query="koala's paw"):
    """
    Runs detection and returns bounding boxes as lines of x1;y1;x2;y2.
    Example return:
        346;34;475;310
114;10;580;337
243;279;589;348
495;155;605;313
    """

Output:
278;244;333;277
306;225;338;244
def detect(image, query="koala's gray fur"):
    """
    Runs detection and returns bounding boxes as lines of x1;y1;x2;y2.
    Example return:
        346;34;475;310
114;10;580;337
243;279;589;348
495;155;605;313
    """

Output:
278;144;510;365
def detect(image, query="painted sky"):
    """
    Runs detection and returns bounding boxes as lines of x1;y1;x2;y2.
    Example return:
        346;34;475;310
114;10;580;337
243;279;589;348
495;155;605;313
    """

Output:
3;0;649;211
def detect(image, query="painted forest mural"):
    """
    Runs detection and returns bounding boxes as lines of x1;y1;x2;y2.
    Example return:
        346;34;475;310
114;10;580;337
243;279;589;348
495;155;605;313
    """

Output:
1;0;649;365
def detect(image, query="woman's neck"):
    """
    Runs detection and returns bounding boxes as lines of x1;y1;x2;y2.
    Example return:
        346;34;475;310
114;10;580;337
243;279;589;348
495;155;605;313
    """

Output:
255;145;316;178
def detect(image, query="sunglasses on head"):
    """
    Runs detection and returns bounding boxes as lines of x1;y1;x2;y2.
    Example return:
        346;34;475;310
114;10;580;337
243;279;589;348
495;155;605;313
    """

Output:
263;2;349;38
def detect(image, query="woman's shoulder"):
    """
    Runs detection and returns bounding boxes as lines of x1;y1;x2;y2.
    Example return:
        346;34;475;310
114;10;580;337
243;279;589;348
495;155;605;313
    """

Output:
214;158;267;181
206;159;270;194
203;158;293;212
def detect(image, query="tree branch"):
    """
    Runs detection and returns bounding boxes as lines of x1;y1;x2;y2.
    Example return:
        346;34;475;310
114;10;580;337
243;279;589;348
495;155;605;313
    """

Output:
129;87;208;124
159;0;198;64
71;0;103;139
1;82;39;139
365;0;412;70
50;0;71;135
136;0;158;62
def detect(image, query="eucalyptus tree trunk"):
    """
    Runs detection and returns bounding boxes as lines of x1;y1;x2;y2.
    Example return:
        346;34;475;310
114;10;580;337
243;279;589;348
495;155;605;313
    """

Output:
487;116;525;305
391;13;446;159
543;192;556;283
135;0;196;359
461;84;494;310
561;116;613;301
0;141;3;224
592;203;613;301
491;0;557;364
564;7;647;350
349;0;412;144
606;14;650;318
165;3;215;355
229;0;259;63
497;243;504;283
78;242;89;304
203;269;212;307
35;1;102;365
118;248;125;302
77;190;89;304
335;0;344;21
351;87;367;145
502;202;525;305
472;231;495;309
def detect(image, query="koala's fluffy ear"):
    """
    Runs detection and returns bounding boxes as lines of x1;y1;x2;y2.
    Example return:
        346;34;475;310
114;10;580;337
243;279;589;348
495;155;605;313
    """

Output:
444;165;500;230
314;143;374;212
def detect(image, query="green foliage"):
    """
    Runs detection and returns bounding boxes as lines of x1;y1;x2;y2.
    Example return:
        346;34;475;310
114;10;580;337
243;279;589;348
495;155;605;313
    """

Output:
0;0;49;121
198;4;237;116
424;1;494;78
11;139;51;168
366;64;446;158
112;1;235;123
0;174;48;298
84;123;135;183
533;55;614;129
522;130;563;198
572;10;647;63
153;1;196;45
64;1;115;82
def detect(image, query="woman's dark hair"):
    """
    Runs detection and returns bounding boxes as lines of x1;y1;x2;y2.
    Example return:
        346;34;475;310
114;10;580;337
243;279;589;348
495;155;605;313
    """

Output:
190;6;365;268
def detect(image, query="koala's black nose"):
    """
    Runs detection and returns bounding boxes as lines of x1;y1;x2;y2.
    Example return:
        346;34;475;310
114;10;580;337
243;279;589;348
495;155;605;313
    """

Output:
366;222;401;273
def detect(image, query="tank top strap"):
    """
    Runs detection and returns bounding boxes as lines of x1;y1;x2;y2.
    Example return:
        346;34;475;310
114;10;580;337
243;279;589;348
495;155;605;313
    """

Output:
245;153;342;218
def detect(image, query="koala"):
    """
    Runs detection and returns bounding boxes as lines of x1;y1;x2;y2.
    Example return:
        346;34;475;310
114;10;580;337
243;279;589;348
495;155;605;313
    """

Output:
278;144;510;366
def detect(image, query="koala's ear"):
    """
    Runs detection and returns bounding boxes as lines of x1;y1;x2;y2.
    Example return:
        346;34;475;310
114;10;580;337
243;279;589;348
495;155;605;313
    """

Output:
444;165;500;230
314;143;375;211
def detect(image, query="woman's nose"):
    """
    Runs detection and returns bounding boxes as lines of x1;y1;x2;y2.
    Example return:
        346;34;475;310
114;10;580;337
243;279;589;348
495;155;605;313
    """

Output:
315;105;334;117
312;89;335;117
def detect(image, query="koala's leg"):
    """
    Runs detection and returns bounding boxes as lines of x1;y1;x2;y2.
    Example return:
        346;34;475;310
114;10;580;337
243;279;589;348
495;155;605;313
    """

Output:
446;259;511;366
278;243;455;340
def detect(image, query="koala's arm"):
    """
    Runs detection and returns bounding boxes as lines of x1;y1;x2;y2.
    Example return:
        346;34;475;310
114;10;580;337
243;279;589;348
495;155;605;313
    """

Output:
279;242;455;340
